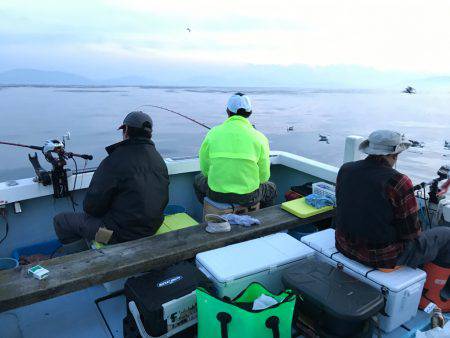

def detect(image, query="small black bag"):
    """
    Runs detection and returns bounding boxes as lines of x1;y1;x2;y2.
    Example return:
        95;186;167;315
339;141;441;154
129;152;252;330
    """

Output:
124;261;211;338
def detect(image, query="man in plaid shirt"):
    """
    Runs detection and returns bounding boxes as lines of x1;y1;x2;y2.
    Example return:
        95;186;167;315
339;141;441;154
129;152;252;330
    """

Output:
335;130;450;269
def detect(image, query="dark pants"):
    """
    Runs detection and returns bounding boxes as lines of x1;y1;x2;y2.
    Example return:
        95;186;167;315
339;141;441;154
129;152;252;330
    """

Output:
398;227;450;268
53;212;104;244
193;173;278;208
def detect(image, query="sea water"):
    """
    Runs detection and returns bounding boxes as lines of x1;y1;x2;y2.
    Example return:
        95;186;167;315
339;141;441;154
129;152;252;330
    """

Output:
0;86;449;183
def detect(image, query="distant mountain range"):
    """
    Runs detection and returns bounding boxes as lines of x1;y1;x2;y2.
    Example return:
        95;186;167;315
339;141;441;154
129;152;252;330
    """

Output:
1;67;450;89
0;69;155;86
0;69;93;85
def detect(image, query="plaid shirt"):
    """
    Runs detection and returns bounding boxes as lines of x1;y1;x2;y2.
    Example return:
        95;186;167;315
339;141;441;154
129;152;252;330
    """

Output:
336;158;421;268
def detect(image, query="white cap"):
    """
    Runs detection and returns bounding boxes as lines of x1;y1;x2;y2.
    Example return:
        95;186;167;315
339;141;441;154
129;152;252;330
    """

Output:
226;93;252;114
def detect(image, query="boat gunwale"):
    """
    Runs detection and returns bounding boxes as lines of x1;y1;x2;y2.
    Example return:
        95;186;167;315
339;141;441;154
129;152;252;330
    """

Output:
0;151;339;205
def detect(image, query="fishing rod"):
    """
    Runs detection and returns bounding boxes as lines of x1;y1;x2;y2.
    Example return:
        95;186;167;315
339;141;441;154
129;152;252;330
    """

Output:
0;138;93;199
0;141;93;160
135;104;211;130
0;141;42;151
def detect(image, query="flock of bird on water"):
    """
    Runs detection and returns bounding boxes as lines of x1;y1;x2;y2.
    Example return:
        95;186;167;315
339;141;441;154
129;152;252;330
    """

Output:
286;87;450;152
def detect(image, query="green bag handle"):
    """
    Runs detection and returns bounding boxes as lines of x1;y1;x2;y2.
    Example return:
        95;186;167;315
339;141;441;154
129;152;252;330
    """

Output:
216;312;232;338
265;316;280;338
216;312;280;338
198;284;294;338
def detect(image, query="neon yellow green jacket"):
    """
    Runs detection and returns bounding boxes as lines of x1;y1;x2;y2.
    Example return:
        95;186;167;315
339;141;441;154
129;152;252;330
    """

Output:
199;115;270;194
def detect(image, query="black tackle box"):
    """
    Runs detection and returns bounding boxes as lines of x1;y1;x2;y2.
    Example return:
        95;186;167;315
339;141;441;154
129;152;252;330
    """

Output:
123;261;211;338
282;257;384;337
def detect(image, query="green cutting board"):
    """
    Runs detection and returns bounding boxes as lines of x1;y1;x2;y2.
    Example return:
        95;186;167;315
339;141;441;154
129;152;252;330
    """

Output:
281;197;333;218
156;213;199;235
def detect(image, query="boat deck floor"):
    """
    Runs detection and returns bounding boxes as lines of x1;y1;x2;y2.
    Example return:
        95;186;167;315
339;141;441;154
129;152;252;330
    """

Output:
1;283;126;338
1;280;448;338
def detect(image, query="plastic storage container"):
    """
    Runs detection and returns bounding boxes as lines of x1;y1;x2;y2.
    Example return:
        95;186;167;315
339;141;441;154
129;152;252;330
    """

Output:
283;256;384;337
196;233;315;298
11;239;61;260
123;262;211;338
300;228;337;257
312;182;336;203
301;229;427;333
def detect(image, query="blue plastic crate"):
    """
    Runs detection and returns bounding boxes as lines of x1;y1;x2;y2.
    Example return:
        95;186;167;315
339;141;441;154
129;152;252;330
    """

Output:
11;239;62;260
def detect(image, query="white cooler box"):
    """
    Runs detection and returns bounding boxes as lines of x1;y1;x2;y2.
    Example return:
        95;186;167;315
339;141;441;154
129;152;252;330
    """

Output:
196;233;314;298
301;229;427;333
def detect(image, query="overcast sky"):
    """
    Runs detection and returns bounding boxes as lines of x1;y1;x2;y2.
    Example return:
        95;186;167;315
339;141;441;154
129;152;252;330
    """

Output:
1;0;450;78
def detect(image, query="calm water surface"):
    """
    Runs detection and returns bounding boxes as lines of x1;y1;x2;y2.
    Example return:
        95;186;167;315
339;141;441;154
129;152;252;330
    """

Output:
0;86;449;184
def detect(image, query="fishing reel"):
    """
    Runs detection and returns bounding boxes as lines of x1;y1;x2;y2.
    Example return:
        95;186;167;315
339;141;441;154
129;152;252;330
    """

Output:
429;165;450;204
29;137;93;199
414;165;450;204
39;139;71;199
411;165;450;228
42;139;65;165
0;134;93;199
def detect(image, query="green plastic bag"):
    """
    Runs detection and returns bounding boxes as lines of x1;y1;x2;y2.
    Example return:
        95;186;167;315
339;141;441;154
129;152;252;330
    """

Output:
197;283;296;338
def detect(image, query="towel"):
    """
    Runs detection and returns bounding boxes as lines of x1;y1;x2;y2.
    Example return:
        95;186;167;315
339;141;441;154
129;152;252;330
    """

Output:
222;214;261;227
305;193;335;209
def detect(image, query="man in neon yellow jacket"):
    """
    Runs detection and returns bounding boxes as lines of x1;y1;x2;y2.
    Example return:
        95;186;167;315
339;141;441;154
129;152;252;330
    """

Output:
194;93;277;207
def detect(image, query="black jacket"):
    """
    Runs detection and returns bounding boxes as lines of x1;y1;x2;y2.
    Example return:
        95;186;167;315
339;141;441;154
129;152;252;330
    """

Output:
83;138;169;242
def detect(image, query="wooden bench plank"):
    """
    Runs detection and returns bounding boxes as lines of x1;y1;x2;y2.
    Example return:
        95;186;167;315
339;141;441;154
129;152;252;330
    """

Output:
0;205;333;312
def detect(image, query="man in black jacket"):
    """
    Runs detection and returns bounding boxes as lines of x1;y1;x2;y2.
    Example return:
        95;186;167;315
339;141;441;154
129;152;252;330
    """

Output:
53;111;169;244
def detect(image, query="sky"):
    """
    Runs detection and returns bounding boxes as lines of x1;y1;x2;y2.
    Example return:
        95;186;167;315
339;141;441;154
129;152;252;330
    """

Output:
1;0;450;79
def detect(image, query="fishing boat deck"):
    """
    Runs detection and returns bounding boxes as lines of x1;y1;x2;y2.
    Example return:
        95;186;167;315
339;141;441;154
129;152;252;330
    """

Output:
0;205;334;312
1;146;447;337
3;281;447;338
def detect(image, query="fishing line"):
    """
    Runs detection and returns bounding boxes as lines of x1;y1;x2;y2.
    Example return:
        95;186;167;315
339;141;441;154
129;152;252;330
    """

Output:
72;158;78;193
423;186;432;228
135;104;211;130
80;159;88;189
68;158;79;212
0;209;9;245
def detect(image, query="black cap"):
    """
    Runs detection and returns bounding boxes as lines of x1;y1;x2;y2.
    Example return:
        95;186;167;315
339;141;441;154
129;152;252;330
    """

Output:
118;111;153;131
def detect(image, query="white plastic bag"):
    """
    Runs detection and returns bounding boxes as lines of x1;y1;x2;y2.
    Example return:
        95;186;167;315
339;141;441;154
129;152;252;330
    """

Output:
252;294;278;310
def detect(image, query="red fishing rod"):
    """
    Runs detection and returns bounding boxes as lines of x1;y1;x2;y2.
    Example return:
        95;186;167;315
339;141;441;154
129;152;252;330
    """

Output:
135;104;211;130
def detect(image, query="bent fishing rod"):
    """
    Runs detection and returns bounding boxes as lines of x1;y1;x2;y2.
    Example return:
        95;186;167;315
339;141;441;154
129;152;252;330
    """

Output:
135;104;211;130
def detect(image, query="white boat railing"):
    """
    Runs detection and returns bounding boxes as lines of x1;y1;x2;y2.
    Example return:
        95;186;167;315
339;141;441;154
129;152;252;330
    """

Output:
0;136;364;206
343;135;365;163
